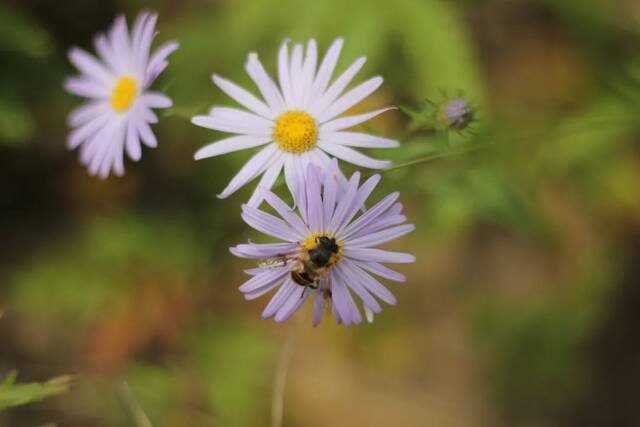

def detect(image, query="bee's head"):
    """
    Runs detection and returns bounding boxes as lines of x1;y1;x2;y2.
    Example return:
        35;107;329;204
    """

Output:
317;236;339;253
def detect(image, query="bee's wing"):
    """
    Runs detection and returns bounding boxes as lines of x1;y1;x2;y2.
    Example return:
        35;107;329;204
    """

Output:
258;257;288;268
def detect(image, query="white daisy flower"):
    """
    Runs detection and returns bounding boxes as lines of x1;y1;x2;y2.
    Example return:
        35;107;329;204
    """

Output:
192;37;399;207
64;12;178;178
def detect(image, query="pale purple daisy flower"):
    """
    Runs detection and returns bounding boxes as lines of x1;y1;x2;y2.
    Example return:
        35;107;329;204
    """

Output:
230;162;415;326
64;12;178;178
192;37;399;207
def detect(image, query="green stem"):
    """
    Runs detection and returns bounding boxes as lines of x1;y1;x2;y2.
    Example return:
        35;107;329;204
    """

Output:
382;143;489;174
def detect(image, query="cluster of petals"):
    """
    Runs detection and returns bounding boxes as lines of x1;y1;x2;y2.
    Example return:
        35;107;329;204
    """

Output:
192;37;398;207
231;162;415;326
64;12;178;177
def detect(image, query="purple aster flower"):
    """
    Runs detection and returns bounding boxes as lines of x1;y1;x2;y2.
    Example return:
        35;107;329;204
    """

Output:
64;12;179;178
230;161;415;326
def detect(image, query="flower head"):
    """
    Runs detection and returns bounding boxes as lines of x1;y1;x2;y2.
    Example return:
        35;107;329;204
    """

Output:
193;38;399;207
438;98;475;131
230;162;415;326
64;12;178;178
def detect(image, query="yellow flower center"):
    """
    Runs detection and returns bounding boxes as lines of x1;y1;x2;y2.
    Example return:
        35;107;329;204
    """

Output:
272;111;318;153
302;232;343;267
111;76;138;112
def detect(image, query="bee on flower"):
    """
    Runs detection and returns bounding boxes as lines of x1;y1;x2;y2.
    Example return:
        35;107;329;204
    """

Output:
64;12;178;178
231;161;415;326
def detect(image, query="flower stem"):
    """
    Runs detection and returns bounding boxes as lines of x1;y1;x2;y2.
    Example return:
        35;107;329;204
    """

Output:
382;143;489;174
271;317;303;427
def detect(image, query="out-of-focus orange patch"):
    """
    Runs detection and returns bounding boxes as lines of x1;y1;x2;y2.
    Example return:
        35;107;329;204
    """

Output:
82;274;194;373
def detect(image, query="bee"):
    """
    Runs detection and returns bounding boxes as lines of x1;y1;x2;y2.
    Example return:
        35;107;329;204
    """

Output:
259;236;340;291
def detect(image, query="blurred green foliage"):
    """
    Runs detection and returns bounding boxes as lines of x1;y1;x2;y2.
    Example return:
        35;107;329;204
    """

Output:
0;371;72;412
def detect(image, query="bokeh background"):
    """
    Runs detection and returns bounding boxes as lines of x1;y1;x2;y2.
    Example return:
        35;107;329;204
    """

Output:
2;0;640;425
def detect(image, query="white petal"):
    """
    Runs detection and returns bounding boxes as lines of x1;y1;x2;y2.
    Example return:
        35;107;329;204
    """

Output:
316;76;383;123
317;141;391;169
141;92;172;109
67;111;110;149
309;38;343;104
94;34;118;74
64;77;109;99
299;39;317;108
125;119;141;161
108;15;132;73
212;74;274;119
308;56;366;116
68;47;114;85
191;107;272;136
345;224;415;248
130;12;150;55
194;135;272;160
218;143;280;199
247;156;285;207
134;13;158;74
67;101;109;127
146;41;179;86
344;247;416;264
289;43;304;107
277;39;294;107
320;107;395;133
245;52;285;112
136;118;157;148
321;131;399;148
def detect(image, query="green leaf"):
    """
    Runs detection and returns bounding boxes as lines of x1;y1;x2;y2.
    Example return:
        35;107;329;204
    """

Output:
0;97;35;144
0;372;73;412
0;3;51;57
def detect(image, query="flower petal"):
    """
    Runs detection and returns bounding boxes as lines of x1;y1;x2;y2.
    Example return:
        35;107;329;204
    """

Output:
141;92;172;108
212;74;275;119
299;38;317;108
318;141;391;170
262;279;297;319
231;242;298;259
194;135;272;160
246;52;285;113
278;39;294;107
146;41;178;86
344;259;396;305
68;47;114;84
342;192;399;240
247;156;285;207
241;204;301;242
262;189;310;238
309;56;366;116
352;260;406;282
321;131;399;149
192;107;272;136
316;76;383;123
217;143;280;198
344;247;416;264
320;107;395;133
345;224;415;248
309;38;343;103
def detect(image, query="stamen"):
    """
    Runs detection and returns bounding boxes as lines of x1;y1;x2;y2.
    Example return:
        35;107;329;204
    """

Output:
111;76;138;112
272;111;318;153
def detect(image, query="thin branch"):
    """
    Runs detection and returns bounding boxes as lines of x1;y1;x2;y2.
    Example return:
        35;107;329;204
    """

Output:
118;380;154;427
271;318;303;427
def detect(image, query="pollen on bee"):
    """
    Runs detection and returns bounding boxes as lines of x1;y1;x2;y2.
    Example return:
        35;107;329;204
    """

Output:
111;76;138;112
272;111;318;153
